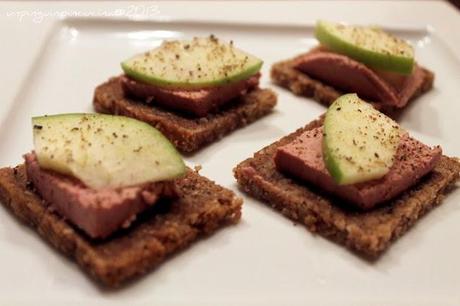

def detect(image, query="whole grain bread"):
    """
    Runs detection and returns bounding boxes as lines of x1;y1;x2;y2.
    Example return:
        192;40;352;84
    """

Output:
93;77;277;153
270;54;435;115
0;165;242;287
234;117;459;258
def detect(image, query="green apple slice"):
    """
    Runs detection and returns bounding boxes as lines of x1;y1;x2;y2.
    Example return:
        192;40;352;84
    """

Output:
315;20;414;74
32;113;185;189
323;94;401;185
121;36;263;89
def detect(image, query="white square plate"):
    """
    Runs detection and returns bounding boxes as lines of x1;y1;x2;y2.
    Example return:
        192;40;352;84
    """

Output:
0;2;459;305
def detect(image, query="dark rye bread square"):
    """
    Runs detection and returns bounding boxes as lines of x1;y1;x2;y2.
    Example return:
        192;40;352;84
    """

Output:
0;165;242;287
93;76;277;153
270;54;434;115
234;116;460;258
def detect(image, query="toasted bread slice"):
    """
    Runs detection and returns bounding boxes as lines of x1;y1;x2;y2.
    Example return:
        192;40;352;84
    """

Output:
0;165;242;287
270;54;434;115
234;116;459;258
93;77;277;153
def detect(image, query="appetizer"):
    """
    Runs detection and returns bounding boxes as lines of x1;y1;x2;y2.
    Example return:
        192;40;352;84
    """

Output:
94;36;277;153
0;113;242;286
234;94;459;257
271;21;434;114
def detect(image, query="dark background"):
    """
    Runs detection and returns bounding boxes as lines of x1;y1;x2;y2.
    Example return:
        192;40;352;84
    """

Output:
447;0;460;9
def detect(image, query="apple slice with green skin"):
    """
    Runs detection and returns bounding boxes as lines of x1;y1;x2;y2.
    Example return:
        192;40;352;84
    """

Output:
315;20;414;75
323;94;401;185
121;36;263;89
33;113;185;189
